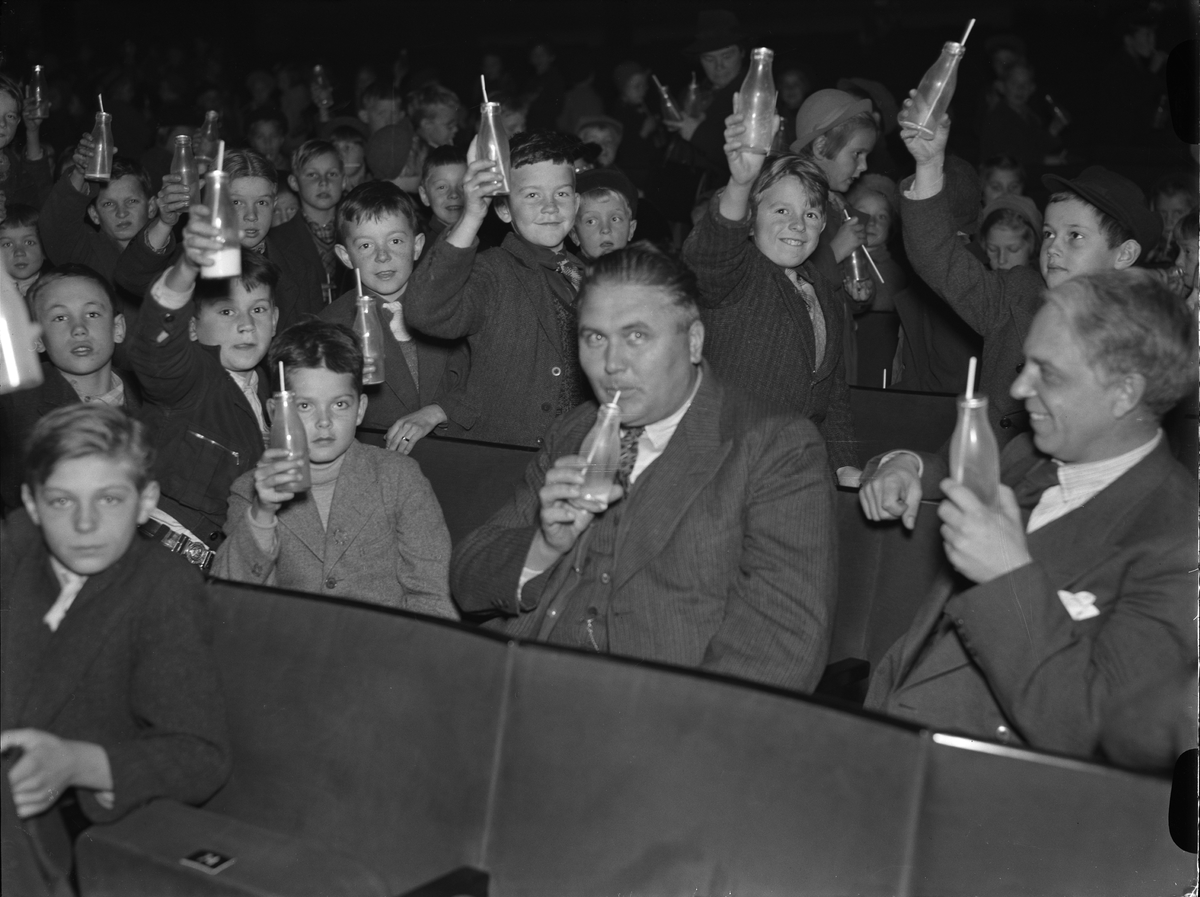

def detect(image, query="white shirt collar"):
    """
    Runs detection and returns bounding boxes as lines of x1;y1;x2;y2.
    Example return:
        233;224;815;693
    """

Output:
640;368;703;451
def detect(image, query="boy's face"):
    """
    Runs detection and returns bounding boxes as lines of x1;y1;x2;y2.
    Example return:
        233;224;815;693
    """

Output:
87;175;155;246
418;105;459;148
1040;198;1131;288
190;280;278;372
288;151;344;213
22;455;159;576
571;192;636;260
359;97;404;134
229;176;276;250
983;223;1033;271
278;366;367;465
1156;191;1191;240
334;212;426;298
0;225;45;283
752;176;826;269
33;277;125;377
419;163;467;228
495;161;578;251
336;142;366;189
578;126;619;168
853;192;891;249
272;190;300;227
982;168;1023;205
248;120;285;161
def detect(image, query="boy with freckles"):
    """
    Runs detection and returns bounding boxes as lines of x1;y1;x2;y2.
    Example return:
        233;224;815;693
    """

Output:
404;130;588;447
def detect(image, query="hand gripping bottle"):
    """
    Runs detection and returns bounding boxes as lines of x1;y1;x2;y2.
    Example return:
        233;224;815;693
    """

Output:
170;134;199;203
270;383;312;493
354;293;386;385
653;75;683;124
29;65;50;118
949;395;1000;505
578;395;622;503
200;168;242;279
194;110;221;166
738;47;777;154
85;112;114;181
898;40;967;139
477;101;512;194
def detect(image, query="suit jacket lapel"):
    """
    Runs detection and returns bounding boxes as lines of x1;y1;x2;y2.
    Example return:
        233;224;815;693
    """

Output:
277;491;328;562
613;371;730;590
321;442;374;571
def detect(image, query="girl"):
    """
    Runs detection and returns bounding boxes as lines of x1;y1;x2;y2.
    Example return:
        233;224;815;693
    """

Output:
978;194;1042;272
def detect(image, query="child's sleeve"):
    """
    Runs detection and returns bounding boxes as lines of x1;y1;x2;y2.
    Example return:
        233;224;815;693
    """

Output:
681;195;758;308
402;236;496;339
127;275;206;409
389;461;458;621
114;225;182;298
900;169;1043;339
428;342;479;434
37;171;98;266
8;152;54;209
211;475;280;585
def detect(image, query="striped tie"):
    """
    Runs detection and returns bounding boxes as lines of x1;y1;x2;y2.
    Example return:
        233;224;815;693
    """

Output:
617;427;644;492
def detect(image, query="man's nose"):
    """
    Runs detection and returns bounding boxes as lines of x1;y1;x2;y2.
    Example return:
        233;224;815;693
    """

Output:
603;341;626;373
1010;364;1034;399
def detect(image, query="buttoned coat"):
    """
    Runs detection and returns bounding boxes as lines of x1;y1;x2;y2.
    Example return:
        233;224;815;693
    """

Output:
450;368;837;693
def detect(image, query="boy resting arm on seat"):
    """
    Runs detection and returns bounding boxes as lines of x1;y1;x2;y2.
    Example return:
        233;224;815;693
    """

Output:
212;321;457;620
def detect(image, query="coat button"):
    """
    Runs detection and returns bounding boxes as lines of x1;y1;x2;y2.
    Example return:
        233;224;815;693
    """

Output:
325;577;337;589
587;606;600;617
551;366;562;377
548;608;558;617
1015;362;1024;372
536;437;545;447
542;402;551;412
209;532;220;542
600;573;611;584
996;725;1010;741
163;312;175;323
1000;417;1012;428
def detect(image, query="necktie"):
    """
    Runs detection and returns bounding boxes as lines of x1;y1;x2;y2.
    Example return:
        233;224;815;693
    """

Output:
44;568;88;632
617;427;644;492
1014;460;1060;525
556;257;584;294
784;268;826;368
380;299;411;342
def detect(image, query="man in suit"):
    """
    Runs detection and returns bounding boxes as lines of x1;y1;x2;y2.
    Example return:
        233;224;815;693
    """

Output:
451;245;836;693
858;270;1196;764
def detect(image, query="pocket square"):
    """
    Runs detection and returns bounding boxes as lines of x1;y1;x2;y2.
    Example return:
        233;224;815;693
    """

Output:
1057;589;1100;621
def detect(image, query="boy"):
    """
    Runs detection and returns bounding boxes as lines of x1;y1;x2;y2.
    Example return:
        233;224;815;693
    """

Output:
0;203;45;296
213;321;457;619
39;135;157;287
114;150;326;331
2;404;230;892
978;155;1026;206
1144;171;1197;266
681;110;857;474
358;81;405;136
576;116;623;169
331;125;368;191
319;181;472;451
403;129;588;447
0;265;141;511
568;168;638;261
246;110;290;175
892;106;1162;447
418;144;467;239
287;139;345;283
130;239;280;557
394;84;461;193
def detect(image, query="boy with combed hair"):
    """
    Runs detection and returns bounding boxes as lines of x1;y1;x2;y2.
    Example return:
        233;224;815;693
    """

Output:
403;130;587;446
2;403;230;892
0;203;45;297
418;144;468;239
319;181;472;451
213;321;457;619
569;168;638;261
287;139;345;284
683;108;856;474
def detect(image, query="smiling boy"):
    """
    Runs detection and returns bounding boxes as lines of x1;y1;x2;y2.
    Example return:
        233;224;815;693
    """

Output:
404;130;589;446
418;145;468;239
212;321;456;618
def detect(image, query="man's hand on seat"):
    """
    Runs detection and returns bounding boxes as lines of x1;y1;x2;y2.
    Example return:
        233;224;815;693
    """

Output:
859;453;923;530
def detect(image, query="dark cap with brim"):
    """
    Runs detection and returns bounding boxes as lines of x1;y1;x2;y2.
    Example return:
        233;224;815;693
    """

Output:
1042;166;1161;253
685;9;751;55
575;168;638;218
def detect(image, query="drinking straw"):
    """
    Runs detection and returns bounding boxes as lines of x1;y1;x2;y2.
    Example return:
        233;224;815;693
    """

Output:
960;18;976;46
480;75;489;104
652;74;667;92
966;356;977;400
584;391;620;466
278;360;286;392
843;208;886;283
98;94;104;113
215;140;225;172
355;268;363;296
882;369;888;388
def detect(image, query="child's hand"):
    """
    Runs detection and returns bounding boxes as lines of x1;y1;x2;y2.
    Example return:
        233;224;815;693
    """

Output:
180;207;225;269
251;448;304;516
461;158;504;219
829;217;866;263
72;132;96;172
843;275;875;305
897;92;950;165
156;174;192;229
722;101;767;187
21;95;46;129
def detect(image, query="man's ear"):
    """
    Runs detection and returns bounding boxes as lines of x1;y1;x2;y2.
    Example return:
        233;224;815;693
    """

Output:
20;484;40;527
188;316;199;342
1114;239;1141;269
86;205;100;226
334;244;354;270
1111;371;1147;420
136;480;161;524
112;313;126;345
688;319;705;364
412;232;426;262
417;185;430;207
287;173;300;194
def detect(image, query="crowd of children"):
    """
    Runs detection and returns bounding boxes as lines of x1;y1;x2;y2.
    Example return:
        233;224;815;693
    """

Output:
0;8;1196;888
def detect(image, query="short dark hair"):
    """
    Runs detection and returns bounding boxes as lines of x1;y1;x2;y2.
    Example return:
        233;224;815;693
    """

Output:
194;249;280;308
291;139;342;174
269;320;364;394
224;149;279;190
581;242;700;330
1049;269;1196;418
1048;191;1132;249
27;264;119;317
104;156;153;200
1;203;40;230
336;180;421;243
749;154;830;220
978;154;1026;184
509;129;579;170
24;404;155;491
406;84;460;126
421;144;467;182
330;126;366;149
